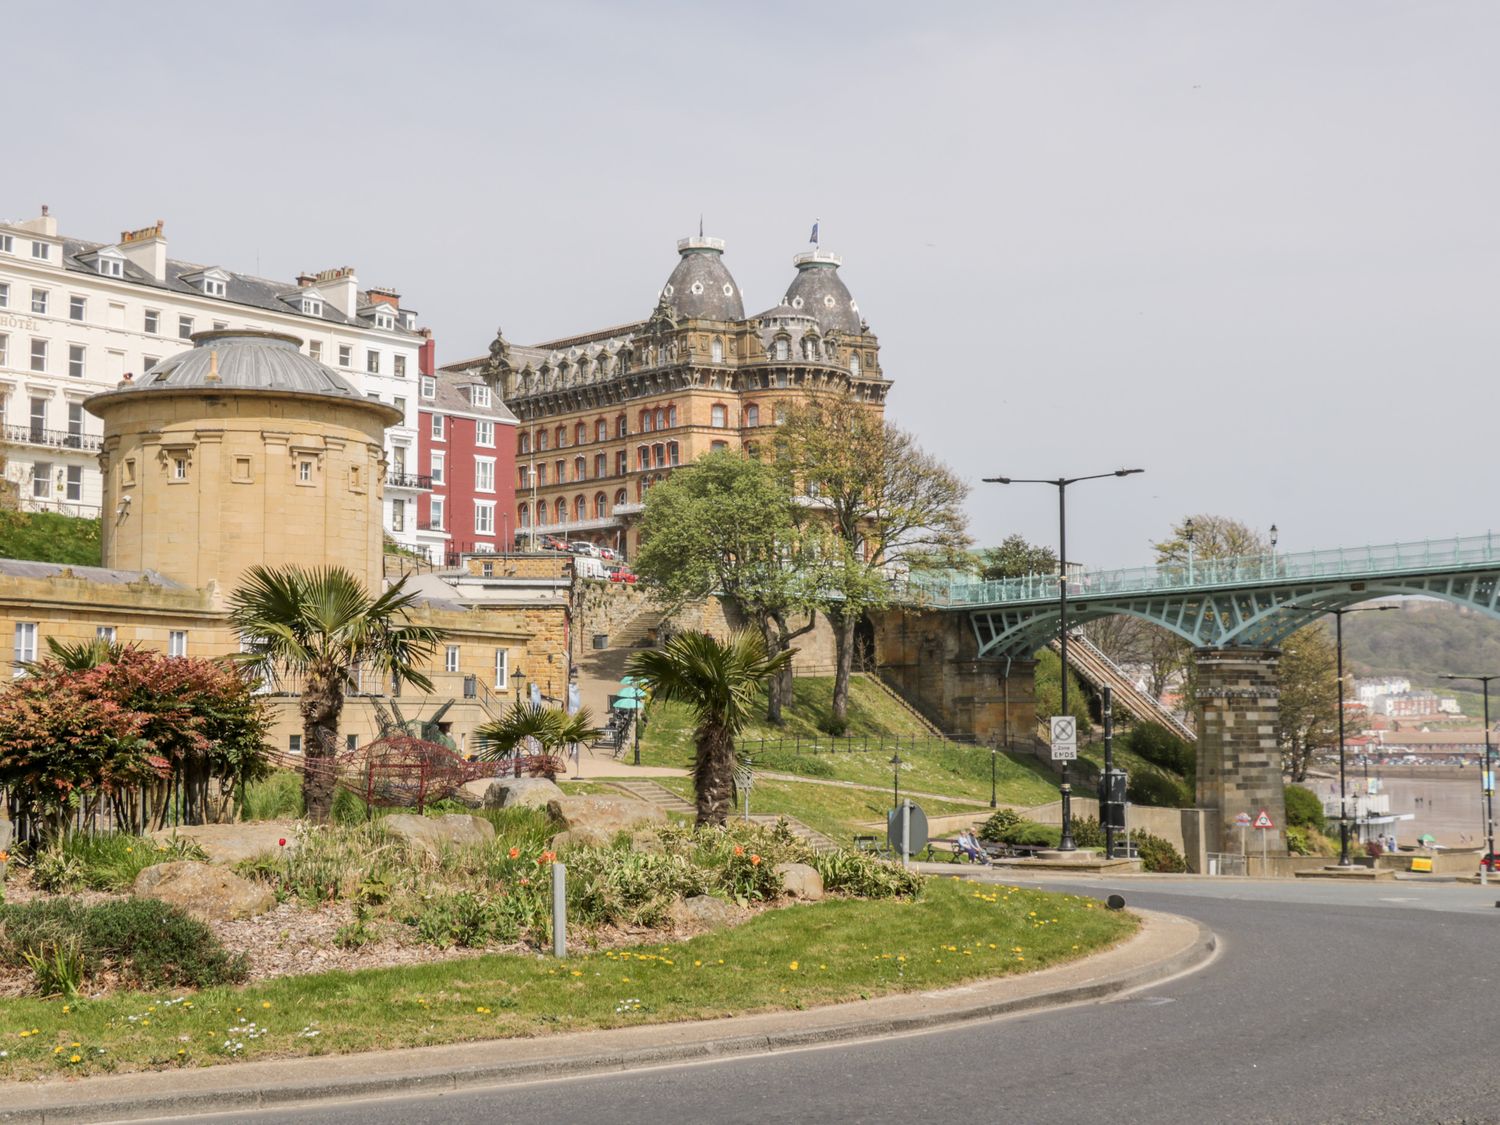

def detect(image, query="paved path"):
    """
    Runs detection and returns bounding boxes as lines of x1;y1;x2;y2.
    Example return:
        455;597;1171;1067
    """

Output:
170;873;1500;1125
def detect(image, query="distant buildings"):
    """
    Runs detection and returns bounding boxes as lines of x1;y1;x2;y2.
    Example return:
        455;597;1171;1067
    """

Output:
1354;677;1461;718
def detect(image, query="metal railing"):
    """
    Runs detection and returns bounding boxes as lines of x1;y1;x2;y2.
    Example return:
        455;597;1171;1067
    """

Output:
1;425;100;452
737;733;979;757
904;531;1500;608
386;472;433;490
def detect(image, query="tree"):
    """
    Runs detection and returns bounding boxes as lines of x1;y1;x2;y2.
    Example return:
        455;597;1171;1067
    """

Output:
633;451;822;724
625;630;792;826
979;535;1058;580
1278;625;1340;782
229;566;443;823
474;702;601;777
773;394;969;727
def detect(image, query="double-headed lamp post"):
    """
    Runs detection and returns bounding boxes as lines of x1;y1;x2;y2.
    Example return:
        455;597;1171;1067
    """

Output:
1308;605;1395;865
983;469;1144;851
1439;673;1497;874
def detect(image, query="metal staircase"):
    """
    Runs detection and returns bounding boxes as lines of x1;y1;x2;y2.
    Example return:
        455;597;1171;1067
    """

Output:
1054;633;1196;743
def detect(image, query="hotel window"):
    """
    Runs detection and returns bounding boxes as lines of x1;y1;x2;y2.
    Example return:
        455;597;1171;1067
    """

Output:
555;425;566;448
391;498;405;531
471;384;491;407
0;333;7;366
711;440;728;452
711;337;724;363
640;410;652;433
298;459;312;483
476;420;495;447
173;457;188;481
393;396;406;418
445;645;460;673
169;630;188;658
96;626;116;643
301;297;323;317
669;406;678;427
203;278;226;297
594;453;606;478
67;402;83;443
711;404;727;428
667;441;679;466
338;344;352;367
143;355;159;371
289;734;302;754
394;355;406;377
431;451;445;484
420;375;435;399
144;309;160;334
575;422;586;445
30;339;46;373
31;289;47;315
366;350;380;374
308;341;322;361
31;461;51;498
538;429;549;451
774;338;789;361
745;404;760;427
65;465;82;501
68;345;85;378
475;501;495;534
31;241;49;260
518;431;530;454
616;415;627;438
0;282;8;307
0;234;10;254
14;622;37;668
98;256;123;278
518;502;530;527
536;464;547;485
475;457;495;492
430;497;445;529
69;296;86;321
517;464;530;488
179;315;194;340
615;451;627;475
431;414;445;440
594;492;607;518
555;459;565;483
574;456;586;481
596;419;607;442
494;648;508;690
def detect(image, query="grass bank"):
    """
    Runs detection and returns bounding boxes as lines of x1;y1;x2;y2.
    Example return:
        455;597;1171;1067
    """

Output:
0;879;1133;1081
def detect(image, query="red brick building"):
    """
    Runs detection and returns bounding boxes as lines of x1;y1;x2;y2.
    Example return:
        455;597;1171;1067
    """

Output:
417;340;519;562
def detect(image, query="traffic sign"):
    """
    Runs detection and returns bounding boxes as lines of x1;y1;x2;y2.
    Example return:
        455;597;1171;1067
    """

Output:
887;801;929;857
1252;809;1275;830
1050;715;1077;761
1233;812;1253;828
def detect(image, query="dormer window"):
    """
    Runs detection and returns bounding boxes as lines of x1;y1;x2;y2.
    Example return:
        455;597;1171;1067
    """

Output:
204;278;226;297
401;311;416;330
420;375;435;399
301;297;323;317
471;384;491;408
774;337;789;361
96;254;124;278
376;312;395;330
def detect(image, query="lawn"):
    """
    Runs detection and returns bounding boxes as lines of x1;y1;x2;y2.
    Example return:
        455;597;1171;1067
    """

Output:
0;510;101;566
0;879;1134;1081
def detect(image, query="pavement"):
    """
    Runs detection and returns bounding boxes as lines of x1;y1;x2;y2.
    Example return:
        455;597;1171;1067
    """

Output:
0;907;1212;1124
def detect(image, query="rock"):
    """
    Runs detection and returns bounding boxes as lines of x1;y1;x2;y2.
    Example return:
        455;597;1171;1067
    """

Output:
149;821;300;865
133;861;275;922
487;777;567;810
382;813;496;856
668;894;745;932
545;796;664;847
774;862;825;901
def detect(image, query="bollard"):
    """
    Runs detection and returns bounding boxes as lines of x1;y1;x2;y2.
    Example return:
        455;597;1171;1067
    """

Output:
551;862;566;958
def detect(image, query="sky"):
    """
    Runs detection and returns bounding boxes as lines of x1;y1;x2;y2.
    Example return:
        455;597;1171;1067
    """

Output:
9;0;1497;569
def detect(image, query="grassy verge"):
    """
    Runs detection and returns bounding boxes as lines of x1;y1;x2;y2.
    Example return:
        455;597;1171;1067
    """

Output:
653;776;983;843
0;879;1133;1081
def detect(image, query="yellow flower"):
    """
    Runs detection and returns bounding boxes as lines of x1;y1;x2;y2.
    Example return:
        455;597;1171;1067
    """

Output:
475;1006;491;1014
788;961;799;971
261;1001;271;1009
68;1054;81;1064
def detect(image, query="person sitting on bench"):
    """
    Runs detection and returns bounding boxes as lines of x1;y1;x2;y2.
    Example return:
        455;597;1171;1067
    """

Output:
954;830;990;865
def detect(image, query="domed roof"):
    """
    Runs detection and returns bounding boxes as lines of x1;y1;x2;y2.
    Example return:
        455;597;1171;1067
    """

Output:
658;237;745;322
783;251;863;335
87;330;401;422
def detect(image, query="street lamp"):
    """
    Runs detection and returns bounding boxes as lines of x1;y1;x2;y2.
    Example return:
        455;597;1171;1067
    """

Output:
1304;605;1396;865
1439;673;1497;879
1184;518;1196;585
983;469;1144;851
889;751;902;810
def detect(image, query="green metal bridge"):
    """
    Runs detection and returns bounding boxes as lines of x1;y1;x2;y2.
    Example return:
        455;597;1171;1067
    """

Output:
903;532;1500;658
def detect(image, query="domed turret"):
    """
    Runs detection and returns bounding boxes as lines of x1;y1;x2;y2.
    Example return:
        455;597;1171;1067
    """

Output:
783;250;862;335
658;236;745;322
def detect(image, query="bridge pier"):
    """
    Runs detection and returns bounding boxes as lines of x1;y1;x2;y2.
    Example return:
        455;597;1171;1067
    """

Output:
1194;648;1288;855
873;610;1037;745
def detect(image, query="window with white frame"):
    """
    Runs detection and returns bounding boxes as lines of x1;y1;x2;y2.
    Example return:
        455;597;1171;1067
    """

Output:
391;497;405;531
202;277;226;297
179;315;193;340
711;337;724;363
393;396;406;419
65;465;82;501
301;297;323;317
430;451;445;483
0;234;11;254
68;296;86;321
471;384;491;407
13;622;37;669
338;344;352;367
376;312;394;330
475;457;495;492
68;345;84;378
430;497;445;529
30;289;47;315
143;355;159;372
144;309;159;334
475;420;494;447
308;341;321;361
431;414;445;440
97;256;123;278
168;630;188;658
30;339;46;373
474;501;495;534
31;241;49;260
0;334;7;366
711;404;727;428
0;281;8;307
366;350;380;374
96;626;116;643
494;648;508;690
394;355;406;377
445;644;460;673
67;402;83;441
420;375;435;398
288;734;302;754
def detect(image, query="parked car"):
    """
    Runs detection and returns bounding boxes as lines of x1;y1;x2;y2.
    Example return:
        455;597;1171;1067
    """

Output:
574;556;609;580
538;535;569;552
607;565;638;584
569;541;601;558
599;547;618;561
1480;852;1500;872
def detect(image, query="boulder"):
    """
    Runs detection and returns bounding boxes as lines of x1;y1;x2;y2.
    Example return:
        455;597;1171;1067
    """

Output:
486;777;567;810
382;813;496;856
774;862;825;901
668;894;746;932
133;861;275;922
148;821;299;865
545;796;664;847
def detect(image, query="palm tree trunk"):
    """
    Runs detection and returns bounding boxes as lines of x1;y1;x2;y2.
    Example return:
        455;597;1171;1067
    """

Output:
692;725;736;827
300;667;345;824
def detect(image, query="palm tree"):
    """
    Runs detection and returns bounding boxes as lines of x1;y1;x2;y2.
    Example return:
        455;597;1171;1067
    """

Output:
26;635;124;672
474;702;601;778
229;565;443;823
626;630;792;826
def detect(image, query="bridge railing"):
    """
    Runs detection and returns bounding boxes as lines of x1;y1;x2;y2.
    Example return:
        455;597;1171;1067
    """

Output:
902;531;1500;608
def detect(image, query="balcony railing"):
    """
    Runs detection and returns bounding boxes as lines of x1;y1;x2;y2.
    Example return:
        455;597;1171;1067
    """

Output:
386;472;433;490
1;425;100;452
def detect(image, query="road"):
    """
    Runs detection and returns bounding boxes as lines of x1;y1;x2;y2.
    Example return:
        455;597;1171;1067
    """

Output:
179;876;1500;1125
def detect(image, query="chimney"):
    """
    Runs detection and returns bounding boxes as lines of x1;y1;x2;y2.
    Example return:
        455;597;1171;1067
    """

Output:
367;287;401;308
118;220;167;282
15;208;58;238
419;334;436;377
296;272;317;288
312;266;358;316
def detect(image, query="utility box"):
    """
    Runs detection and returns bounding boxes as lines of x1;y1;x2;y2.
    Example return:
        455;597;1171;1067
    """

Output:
1100;769;1129;829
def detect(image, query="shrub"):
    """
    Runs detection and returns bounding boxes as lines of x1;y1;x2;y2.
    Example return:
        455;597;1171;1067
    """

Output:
1124;722;1195;776
811;850;924;898
1070;816;1105;850
976;808;1024;842
29;833;207;893
1006;822;1062;848
0;899;246;990
1283;784;1326;832
1127;768;1192;809
1130;831;1188;873
240;770;303;820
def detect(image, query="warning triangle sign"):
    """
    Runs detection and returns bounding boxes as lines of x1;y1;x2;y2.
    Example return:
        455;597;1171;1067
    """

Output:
1251;809;1275;830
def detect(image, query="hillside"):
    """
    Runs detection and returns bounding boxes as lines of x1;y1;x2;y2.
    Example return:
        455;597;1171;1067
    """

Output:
0;511;102;566
1342;599;1500;705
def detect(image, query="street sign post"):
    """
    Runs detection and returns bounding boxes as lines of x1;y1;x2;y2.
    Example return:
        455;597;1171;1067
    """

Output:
734;759;753;821
1234;811;1253;856
1049;716;1077;761
887;800;928;867
1252;808;1275;871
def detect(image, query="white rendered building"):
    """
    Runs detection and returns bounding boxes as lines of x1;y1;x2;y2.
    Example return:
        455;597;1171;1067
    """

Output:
0;208;438;557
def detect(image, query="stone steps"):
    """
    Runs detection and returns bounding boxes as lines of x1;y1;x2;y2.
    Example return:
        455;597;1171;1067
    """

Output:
608;778;695;816
746;813;840;855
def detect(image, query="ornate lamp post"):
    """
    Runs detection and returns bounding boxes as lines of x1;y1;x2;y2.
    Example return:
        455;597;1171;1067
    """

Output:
983;469;1143;851
889;751;902;810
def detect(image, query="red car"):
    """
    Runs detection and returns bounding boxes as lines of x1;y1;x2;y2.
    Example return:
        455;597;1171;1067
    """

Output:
607;566;637;584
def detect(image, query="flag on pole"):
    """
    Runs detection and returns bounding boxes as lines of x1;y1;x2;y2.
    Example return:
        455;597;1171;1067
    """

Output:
809;220;819;245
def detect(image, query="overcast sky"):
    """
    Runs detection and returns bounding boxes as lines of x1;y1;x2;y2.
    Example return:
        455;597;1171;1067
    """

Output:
10;1;1496;568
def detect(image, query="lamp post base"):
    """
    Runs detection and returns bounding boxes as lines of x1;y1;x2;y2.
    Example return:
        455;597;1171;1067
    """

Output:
1058;781;1076;852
